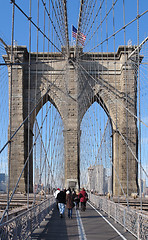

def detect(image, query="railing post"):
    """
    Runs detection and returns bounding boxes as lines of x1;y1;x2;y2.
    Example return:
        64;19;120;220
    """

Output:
97;196;99;209
30;208;32;235
123;209;126;231
109;200;110;218
49;197;51;212
14;219;17;239
137;213;140;240
115;203;117;223
0;197;55;239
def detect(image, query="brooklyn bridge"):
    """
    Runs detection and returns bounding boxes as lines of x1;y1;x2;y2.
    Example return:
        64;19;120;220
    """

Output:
0;0;148;239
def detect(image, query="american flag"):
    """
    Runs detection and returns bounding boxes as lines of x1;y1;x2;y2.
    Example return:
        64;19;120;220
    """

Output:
72;25;86;46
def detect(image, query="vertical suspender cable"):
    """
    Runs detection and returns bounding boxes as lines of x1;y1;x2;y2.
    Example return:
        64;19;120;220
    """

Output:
53;3;55;188
33;0;39;203
100;0;103;193
48;0;50;192
137;0;142;211
105;0;112;195
112;0;119;201
7;1;15;221
39;0;45;200
94;0;97;183
51;5;53;188
45;0;48;196
123;0;129;207
43;0;46;199
27;0;32;209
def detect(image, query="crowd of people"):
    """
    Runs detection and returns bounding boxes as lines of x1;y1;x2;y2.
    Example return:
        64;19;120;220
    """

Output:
54;187;88;218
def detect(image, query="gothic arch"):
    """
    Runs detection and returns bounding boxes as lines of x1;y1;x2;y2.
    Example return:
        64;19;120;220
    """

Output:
5;45;138;195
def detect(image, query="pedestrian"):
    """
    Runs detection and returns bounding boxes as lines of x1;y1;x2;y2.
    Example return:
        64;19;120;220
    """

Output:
74;189;80;209
57;189;66;218
72;188;76;196
54;188;60;210
72;188;76;207
66;190;74;219
78;188;88;211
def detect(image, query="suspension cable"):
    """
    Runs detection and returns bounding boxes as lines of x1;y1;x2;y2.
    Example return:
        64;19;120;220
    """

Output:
10;0;64;55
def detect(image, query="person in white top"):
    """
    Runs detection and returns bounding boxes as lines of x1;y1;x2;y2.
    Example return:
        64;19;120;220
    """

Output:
54;188;60;210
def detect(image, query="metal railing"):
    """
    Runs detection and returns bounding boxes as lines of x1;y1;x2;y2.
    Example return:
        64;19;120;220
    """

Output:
88;193;148;240
0;195;55;240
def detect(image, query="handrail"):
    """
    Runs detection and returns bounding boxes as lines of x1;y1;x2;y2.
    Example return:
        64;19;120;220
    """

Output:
0;196;55;240
88;193;148;240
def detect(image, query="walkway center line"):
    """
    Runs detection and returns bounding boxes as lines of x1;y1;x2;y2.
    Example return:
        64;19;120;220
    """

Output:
76;208;87;240
88;202;127;240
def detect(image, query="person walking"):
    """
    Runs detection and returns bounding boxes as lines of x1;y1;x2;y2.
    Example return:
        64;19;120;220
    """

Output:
73;189;79;209
78;188;88;211
57;189;66;218
54;188;60;210
66;190;74;219
74;190;80;209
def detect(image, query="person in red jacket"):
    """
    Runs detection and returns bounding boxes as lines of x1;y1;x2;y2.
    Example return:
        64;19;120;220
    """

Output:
78;188;88;211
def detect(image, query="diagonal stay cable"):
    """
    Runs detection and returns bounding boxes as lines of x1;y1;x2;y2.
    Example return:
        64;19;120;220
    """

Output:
81;0;97;35
0;103;50;224
75;60;148;178
56;0;67;44
128;36;148;59
77;58;110;161
40;0;65;46
106;143;128;201
79;9;148;58
80;0;90;33
84;0;105;38
77;60;148;129
0;61;68;154
10;0;64;55
33;115;60;195
83;0;117;48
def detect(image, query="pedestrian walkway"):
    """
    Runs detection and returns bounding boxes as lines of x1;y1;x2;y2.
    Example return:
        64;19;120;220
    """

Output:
31;202;137;240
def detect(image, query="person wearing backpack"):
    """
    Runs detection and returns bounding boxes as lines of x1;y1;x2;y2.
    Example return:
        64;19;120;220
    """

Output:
78;188;88;211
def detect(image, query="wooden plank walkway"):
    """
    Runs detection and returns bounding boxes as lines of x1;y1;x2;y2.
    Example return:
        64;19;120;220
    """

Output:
31;202;137;240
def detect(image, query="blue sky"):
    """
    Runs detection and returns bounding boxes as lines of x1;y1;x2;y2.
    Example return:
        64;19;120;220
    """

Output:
0;0;148;52
0;0;80;46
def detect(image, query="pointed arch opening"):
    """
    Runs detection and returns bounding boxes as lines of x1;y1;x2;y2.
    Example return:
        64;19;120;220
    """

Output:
80;101;113;195
33;101;65;194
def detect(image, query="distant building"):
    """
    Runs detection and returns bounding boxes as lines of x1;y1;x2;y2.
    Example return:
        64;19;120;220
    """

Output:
95;165;105;194
34;166;40;185
107;175;112;195
0;173;5;183
0;173;6;192
145;187;148;196
143;179;146;194
87;164;112;195
87;166;95;191
138;178;147;195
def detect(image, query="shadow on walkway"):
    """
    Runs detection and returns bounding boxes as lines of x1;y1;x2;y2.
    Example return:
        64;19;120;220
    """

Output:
31;204;79;240
31;202;137;240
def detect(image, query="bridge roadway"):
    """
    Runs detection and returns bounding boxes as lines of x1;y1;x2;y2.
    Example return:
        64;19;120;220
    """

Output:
31;201;136;240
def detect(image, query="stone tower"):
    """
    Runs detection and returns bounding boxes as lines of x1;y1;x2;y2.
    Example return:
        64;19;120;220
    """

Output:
4;45;139;195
